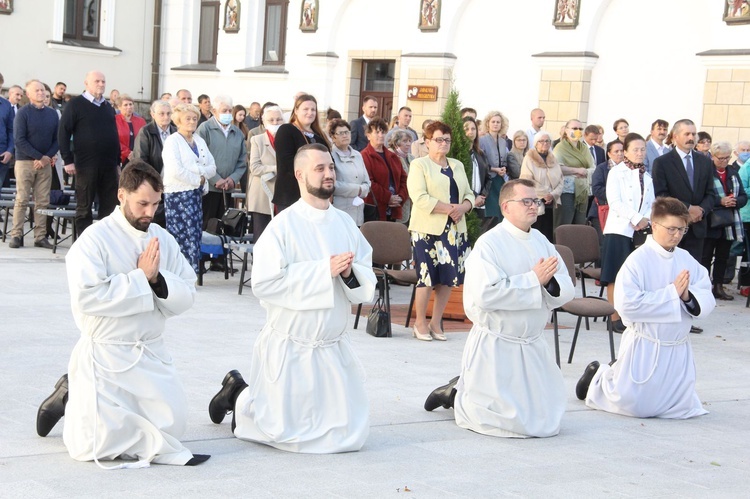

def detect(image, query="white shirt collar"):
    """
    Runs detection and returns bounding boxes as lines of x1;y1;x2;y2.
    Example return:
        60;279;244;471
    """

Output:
82;91;106;106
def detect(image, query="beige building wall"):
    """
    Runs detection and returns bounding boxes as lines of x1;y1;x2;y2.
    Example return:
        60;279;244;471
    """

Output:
536;60;595;140
702;68;750;147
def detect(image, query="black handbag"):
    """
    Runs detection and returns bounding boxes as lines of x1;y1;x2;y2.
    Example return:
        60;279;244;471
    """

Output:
363;203;378;223
221;208;247;237
366;295;391;338
709;208;733;229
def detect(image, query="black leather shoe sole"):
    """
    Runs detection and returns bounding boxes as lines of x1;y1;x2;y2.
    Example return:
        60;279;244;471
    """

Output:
208;370;246;424
424;376;459;411
690;325;703;334
576;361;600;401
37;374;69;437
185;454;211;466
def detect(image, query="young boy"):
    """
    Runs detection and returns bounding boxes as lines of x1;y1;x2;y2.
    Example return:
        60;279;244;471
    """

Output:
576;197;715;418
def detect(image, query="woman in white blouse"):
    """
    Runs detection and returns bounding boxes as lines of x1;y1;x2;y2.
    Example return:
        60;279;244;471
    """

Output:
161;103;217;274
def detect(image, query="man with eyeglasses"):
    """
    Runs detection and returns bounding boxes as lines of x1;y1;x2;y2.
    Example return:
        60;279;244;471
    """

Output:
645;119;670;175
424;178;575;438
577;197;715;419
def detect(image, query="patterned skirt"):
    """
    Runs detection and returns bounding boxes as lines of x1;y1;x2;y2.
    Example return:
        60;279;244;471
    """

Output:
165;188;203;274
411;221;471;288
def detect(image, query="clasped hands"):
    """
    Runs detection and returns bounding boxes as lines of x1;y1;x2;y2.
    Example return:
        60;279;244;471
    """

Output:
330;252;354;278
533;256;558;286
137;238;161;283
673;269;691;301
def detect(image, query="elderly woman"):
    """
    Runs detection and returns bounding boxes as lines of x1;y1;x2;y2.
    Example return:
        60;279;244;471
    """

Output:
463;117;493;231
328;118;370;226
408;121;474;341
506;130;529;180
479;111;509;221
702;141;748;300
115;94;147;167
247;105;284;242
161;103;217;274
361;118;408;222
388;129;414;224
272;94;330;211
133;100;177;227
613;118;629;143
553;119;595;228
600;133;655;332
520;131;564;242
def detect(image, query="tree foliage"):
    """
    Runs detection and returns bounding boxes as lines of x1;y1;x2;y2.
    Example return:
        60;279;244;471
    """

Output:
442;86;482;245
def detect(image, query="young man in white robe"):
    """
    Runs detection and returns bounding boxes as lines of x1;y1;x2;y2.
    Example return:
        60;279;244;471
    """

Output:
576;197;715;418
36;161;209;468
424;179;575;438
208;143;377;453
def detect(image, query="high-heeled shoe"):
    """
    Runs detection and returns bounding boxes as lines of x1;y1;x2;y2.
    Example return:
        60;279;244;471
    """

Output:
428;324;446;341
413;325;432;341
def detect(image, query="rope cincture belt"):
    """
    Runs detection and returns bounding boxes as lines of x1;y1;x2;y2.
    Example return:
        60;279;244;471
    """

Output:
629;326;689;385
88;335;171;470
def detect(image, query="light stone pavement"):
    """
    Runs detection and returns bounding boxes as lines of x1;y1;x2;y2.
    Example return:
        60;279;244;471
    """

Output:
1;242;749;498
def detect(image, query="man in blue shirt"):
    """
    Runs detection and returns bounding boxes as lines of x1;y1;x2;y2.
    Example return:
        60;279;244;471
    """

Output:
0;72;14;189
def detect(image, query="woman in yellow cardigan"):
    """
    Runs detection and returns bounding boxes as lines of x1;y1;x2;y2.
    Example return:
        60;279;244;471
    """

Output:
408;121;475;341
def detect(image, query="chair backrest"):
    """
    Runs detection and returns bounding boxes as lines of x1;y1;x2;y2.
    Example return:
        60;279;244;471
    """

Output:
554;244;576;287
554;224;600;265
360;221;412;266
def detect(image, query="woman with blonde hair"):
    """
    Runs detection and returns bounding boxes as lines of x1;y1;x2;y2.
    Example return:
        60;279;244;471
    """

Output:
553;118;595;228
506;130;529;180
479;110;509;226
162;103;217;273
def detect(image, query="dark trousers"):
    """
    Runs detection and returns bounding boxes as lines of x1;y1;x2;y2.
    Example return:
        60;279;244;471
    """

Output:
251;212;271;243
678;229;704;262
201;191;227;230
75;165;118;236
534;207;554;243
701;236;732;284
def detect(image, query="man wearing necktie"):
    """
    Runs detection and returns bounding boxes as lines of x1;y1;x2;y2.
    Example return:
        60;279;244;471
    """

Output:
584;125;605;166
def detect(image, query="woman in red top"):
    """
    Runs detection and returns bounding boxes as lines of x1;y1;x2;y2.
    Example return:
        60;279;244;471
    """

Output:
361;118;408;221
114;94;147;166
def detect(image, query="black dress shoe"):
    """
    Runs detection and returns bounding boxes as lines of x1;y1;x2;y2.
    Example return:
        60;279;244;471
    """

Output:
575;361;600;400
185;454;211;466
8;236;22;249
37;374;69;437
208;370;248;424
34;238;54;249
424;376;459;411
611;319;626;334
713;284;734;301
690;325;703;334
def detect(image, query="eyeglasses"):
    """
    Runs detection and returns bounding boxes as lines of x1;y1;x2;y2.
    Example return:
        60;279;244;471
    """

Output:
431;137;452;144
715;156;731;162
334;130;351;136
507;198;544;207
537;139;551;144
570;127;583;131
653;221;689;235
698;139;711;145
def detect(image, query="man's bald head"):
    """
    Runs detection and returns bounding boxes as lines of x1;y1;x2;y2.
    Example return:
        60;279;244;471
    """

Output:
84;70;106;99
294;143;336;200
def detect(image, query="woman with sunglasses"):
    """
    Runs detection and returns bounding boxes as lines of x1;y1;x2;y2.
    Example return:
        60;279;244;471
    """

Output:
408;121;474;342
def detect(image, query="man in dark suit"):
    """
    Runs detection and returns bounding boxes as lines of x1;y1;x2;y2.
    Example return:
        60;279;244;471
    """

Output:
652;119;716;335
584;125;606;165
652;119;717;261
349;96;378;152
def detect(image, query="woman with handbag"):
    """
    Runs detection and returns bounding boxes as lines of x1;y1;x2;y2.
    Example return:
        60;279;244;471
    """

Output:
591;140;624;231
519;131;564;242
408;121;474;341
600;133;654;332
162;103;217;274
701;141;748;300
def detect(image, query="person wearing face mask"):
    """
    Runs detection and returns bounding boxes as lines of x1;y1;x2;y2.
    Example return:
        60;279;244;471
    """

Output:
735;140;750;296
195;94;248;241
247;105;284;241
553;119;595;229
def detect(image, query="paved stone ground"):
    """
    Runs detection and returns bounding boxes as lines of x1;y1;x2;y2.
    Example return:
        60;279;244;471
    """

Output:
1;243;749;498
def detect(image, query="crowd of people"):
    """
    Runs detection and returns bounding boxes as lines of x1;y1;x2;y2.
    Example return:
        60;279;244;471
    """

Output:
1;68;745;467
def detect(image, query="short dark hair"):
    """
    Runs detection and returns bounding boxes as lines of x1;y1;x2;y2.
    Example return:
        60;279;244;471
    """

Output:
584;124;600;136
423;120;452;140
460;107;477;116
613;118;629;132
55;81;66;88
326;107;341;120
651;197;689;225
651;119;669;130
293;143;331;173
119;160;163;193
697;131;712;143
328;118;350;136
362;95;377;104
671;119;695;136
398;106;412;114
499;178;536;206
623;133;646;152
366;117;389;134
606;139;623;154
197;94;210;103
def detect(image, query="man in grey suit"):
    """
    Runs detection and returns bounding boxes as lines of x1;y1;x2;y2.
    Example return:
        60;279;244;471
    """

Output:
349;96;378;152
645;119;670;174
